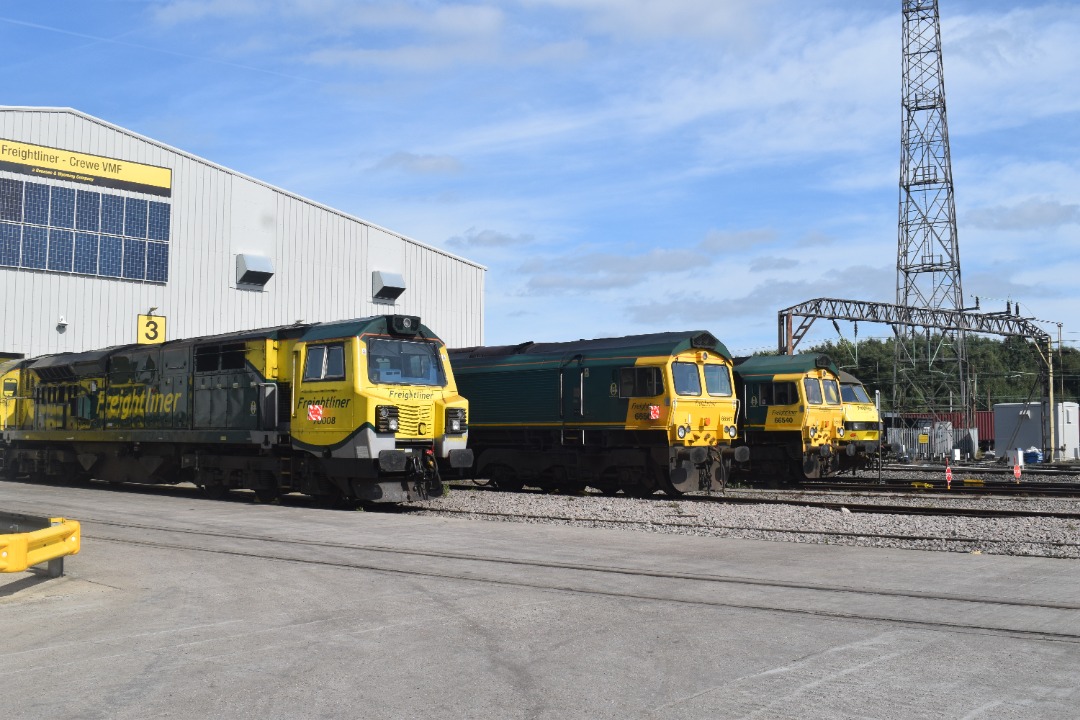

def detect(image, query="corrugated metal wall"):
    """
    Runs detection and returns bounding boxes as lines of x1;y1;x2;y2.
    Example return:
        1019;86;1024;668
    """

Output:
0;107;485;357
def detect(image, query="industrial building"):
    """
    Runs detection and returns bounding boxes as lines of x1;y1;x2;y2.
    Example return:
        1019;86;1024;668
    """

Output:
0;107;485;359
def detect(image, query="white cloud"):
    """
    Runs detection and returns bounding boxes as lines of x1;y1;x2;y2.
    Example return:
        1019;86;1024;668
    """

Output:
517;0;772;41
749;256;799;273
446;228;532;249
372;151;463;174
945;6;1080;133
153;0;260;25
966;199;1080;231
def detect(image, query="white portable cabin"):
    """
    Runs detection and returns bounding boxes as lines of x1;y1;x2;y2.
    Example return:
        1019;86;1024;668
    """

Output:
993;402;1080;461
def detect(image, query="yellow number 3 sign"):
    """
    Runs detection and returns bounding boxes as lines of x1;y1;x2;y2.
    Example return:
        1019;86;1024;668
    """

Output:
137;314;167;344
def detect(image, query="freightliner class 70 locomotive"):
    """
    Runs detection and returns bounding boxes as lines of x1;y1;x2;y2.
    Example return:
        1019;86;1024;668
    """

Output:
732;353;845;483
0;315;472;503
448;331;747;497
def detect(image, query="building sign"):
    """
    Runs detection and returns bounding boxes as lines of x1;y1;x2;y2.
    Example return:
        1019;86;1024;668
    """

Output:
137;314;167;344
0;138;172;197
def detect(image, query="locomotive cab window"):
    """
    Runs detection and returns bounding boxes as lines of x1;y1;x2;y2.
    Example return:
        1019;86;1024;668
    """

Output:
704;364;733;397
803;378;824;405
751;381;798;406
366;338;446;387
671;362;701;396
618;367;663;398
841;383;871;404
2;379;15;397
304;344;347;382
822;379;841;405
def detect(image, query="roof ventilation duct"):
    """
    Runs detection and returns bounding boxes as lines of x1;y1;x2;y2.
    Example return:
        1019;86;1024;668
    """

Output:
236;254;275;288
372;271;406;303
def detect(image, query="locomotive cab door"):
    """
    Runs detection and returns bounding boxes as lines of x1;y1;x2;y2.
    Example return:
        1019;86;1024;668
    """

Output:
560;355;586;420
560;354;585;444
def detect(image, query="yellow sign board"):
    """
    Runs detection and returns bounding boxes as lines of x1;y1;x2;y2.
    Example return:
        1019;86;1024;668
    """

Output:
137;315;166;344
0;138;172;197
918;433;929;444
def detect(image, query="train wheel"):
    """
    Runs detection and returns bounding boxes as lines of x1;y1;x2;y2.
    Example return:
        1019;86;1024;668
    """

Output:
202;482;230;500
254;486;279;504
252;471;281;504
487;464;524;492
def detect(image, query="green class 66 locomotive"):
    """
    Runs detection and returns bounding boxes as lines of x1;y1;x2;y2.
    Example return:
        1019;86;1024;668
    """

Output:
0;315;472;503
448;331;745;497
732;353;845;483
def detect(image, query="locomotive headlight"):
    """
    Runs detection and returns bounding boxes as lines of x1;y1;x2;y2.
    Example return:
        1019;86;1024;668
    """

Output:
677;425;688;440
837;426;845;438
810;425;818;437
726;425;737;439
376;405;400;433
445;407;467;435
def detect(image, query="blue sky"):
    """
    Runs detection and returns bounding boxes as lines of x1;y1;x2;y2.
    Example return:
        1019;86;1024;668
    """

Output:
4;1;1079;354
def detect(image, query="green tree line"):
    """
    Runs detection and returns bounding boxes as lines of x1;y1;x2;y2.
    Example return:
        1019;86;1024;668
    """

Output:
796;335;1080;413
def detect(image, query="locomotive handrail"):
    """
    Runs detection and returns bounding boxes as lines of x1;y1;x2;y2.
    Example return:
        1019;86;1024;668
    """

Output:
0;512;81;577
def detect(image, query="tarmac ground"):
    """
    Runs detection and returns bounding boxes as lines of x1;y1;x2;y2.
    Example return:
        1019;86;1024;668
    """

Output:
3;478;1080;719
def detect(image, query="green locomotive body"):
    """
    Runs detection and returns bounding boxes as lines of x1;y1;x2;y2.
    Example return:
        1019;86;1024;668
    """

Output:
732;353;845;482
448;331;742;496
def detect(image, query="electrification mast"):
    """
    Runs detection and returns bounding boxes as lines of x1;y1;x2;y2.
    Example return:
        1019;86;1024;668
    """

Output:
894;0;968;421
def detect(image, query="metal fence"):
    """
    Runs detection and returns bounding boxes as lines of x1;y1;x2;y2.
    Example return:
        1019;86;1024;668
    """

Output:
887;424;980;461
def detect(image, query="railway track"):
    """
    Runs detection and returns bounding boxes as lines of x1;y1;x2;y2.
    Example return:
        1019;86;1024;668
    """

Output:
801;478;1080;497
881;462;1080;476
419;499;1080;558
446;483;1080;522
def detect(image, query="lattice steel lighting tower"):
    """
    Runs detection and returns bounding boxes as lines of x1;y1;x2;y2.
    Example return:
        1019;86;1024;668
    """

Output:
894;0;967;419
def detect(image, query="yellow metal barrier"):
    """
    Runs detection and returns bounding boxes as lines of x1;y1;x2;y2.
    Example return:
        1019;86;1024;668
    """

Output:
0;515;80;577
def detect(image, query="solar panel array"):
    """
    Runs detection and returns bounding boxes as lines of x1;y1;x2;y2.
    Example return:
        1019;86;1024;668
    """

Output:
0;176;170;283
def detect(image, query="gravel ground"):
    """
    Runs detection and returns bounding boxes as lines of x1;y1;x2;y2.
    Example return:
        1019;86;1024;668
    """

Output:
407;470;1080;559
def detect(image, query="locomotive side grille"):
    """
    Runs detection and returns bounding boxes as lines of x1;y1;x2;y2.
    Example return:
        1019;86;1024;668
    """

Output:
395;404;434;437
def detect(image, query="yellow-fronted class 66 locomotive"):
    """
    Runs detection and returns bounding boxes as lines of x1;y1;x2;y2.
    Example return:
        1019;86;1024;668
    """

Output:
732;353;845;483
0;315;472;503
448;331;746;496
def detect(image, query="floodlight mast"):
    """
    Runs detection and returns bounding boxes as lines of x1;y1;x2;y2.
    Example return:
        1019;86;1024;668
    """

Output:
895;0;968;423
773;2;1062;459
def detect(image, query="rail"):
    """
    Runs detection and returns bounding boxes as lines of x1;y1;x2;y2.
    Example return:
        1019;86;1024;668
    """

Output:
0;512;81;577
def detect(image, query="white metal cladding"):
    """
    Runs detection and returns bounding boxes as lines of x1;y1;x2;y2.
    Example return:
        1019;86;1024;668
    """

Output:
0;107;485;358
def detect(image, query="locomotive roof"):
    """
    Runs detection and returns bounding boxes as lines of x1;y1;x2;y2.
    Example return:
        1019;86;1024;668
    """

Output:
16;315;440;375
161;314;439;345
449;331;731;363
733;353;838;379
